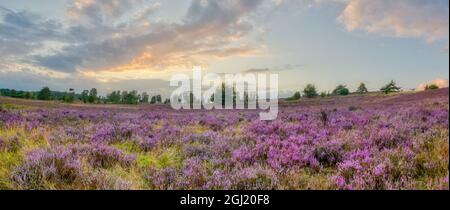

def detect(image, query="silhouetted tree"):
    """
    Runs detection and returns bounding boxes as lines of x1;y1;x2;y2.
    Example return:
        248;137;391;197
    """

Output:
356;83;368;94
380;80;401;94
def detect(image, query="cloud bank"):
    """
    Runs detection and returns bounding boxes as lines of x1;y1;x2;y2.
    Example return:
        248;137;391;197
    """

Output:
1;0;265;77
338;0;449;44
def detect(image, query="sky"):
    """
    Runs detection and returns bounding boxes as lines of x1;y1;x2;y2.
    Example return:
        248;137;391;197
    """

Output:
0;0;448;97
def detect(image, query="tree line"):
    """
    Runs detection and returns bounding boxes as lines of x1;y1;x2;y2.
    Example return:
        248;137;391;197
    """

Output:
287;80;439;101
1;80;442;104
0;87;168;105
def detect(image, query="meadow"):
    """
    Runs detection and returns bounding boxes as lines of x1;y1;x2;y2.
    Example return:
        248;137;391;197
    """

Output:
0;89;448;190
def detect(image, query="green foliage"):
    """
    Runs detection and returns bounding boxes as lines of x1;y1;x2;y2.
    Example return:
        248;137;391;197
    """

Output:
0;104;28;110
107;91;122;104
123;90;139;104
138;147;183;169
287;92;301;101
425;84;439;91
140;92;149;103
104;90;143;104
333;85;350;96
150;95;162;104
380;80;401;94
80;90;89;103
37;87;52;100
0;89;36;99
88;88;97;103
303;84;318;98
62;89;75;103
356;83;368;94
320;92;327;98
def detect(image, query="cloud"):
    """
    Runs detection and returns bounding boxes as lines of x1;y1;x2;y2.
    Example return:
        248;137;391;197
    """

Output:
243;64;303;73
66;0;146;25
1;0;266;78
0;9;65;59
338;0;449;43
244;68;271;73
417;78;449;91
0;68;172;96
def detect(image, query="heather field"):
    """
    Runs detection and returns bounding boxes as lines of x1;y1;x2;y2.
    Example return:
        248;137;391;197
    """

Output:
0;89;448;190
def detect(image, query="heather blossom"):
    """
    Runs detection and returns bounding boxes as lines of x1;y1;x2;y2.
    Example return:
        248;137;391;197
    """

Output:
0;88;448;190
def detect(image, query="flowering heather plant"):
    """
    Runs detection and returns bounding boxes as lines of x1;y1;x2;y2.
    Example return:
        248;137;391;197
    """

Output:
11;146;83;189
9;144;135;189
0;88;448;189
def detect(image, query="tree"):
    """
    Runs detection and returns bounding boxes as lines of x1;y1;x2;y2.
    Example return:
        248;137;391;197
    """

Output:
380;80;401;94
425;84;439;90
303;84;318;98
287;91;301;101
123;90;139;104
140;92;149;103
151;95;162;104
333;84;350;96
88;88;97;103
356;83;368;94
80;90;89;103
62;89;75;103
107;91;122;104
320;92;327;98
156;95;162;103
24;92;33;99
37;87;52;100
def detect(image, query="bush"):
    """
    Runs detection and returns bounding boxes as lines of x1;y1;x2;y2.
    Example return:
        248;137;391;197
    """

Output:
425;84;439;91
11;147;82;189
286;92;301;101
10;145;135;189
333;85;350;96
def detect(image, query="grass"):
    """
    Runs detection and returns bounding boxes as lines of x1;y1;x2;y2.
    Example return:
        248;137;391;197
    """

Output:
137;146;184;170
0;127;50;189
0;103;28;110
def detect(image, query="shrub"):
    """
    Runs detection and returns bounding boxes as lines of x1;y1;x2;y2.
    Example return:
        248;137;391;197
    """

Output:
425;84;439;90
287;92;301;101
11;147;82;189
10;145;135;189
86;145;136;168
333;85;350;96
230;166;279;190
313;140;343;167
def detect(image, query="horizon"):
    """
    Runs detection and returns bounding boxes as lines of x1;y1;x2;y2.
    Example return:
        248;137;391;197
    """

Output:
0;0;449;96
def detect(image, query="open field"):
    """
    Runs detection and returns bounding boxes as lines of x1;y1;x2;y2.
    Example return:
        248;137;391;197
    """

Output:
0;89;448;190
